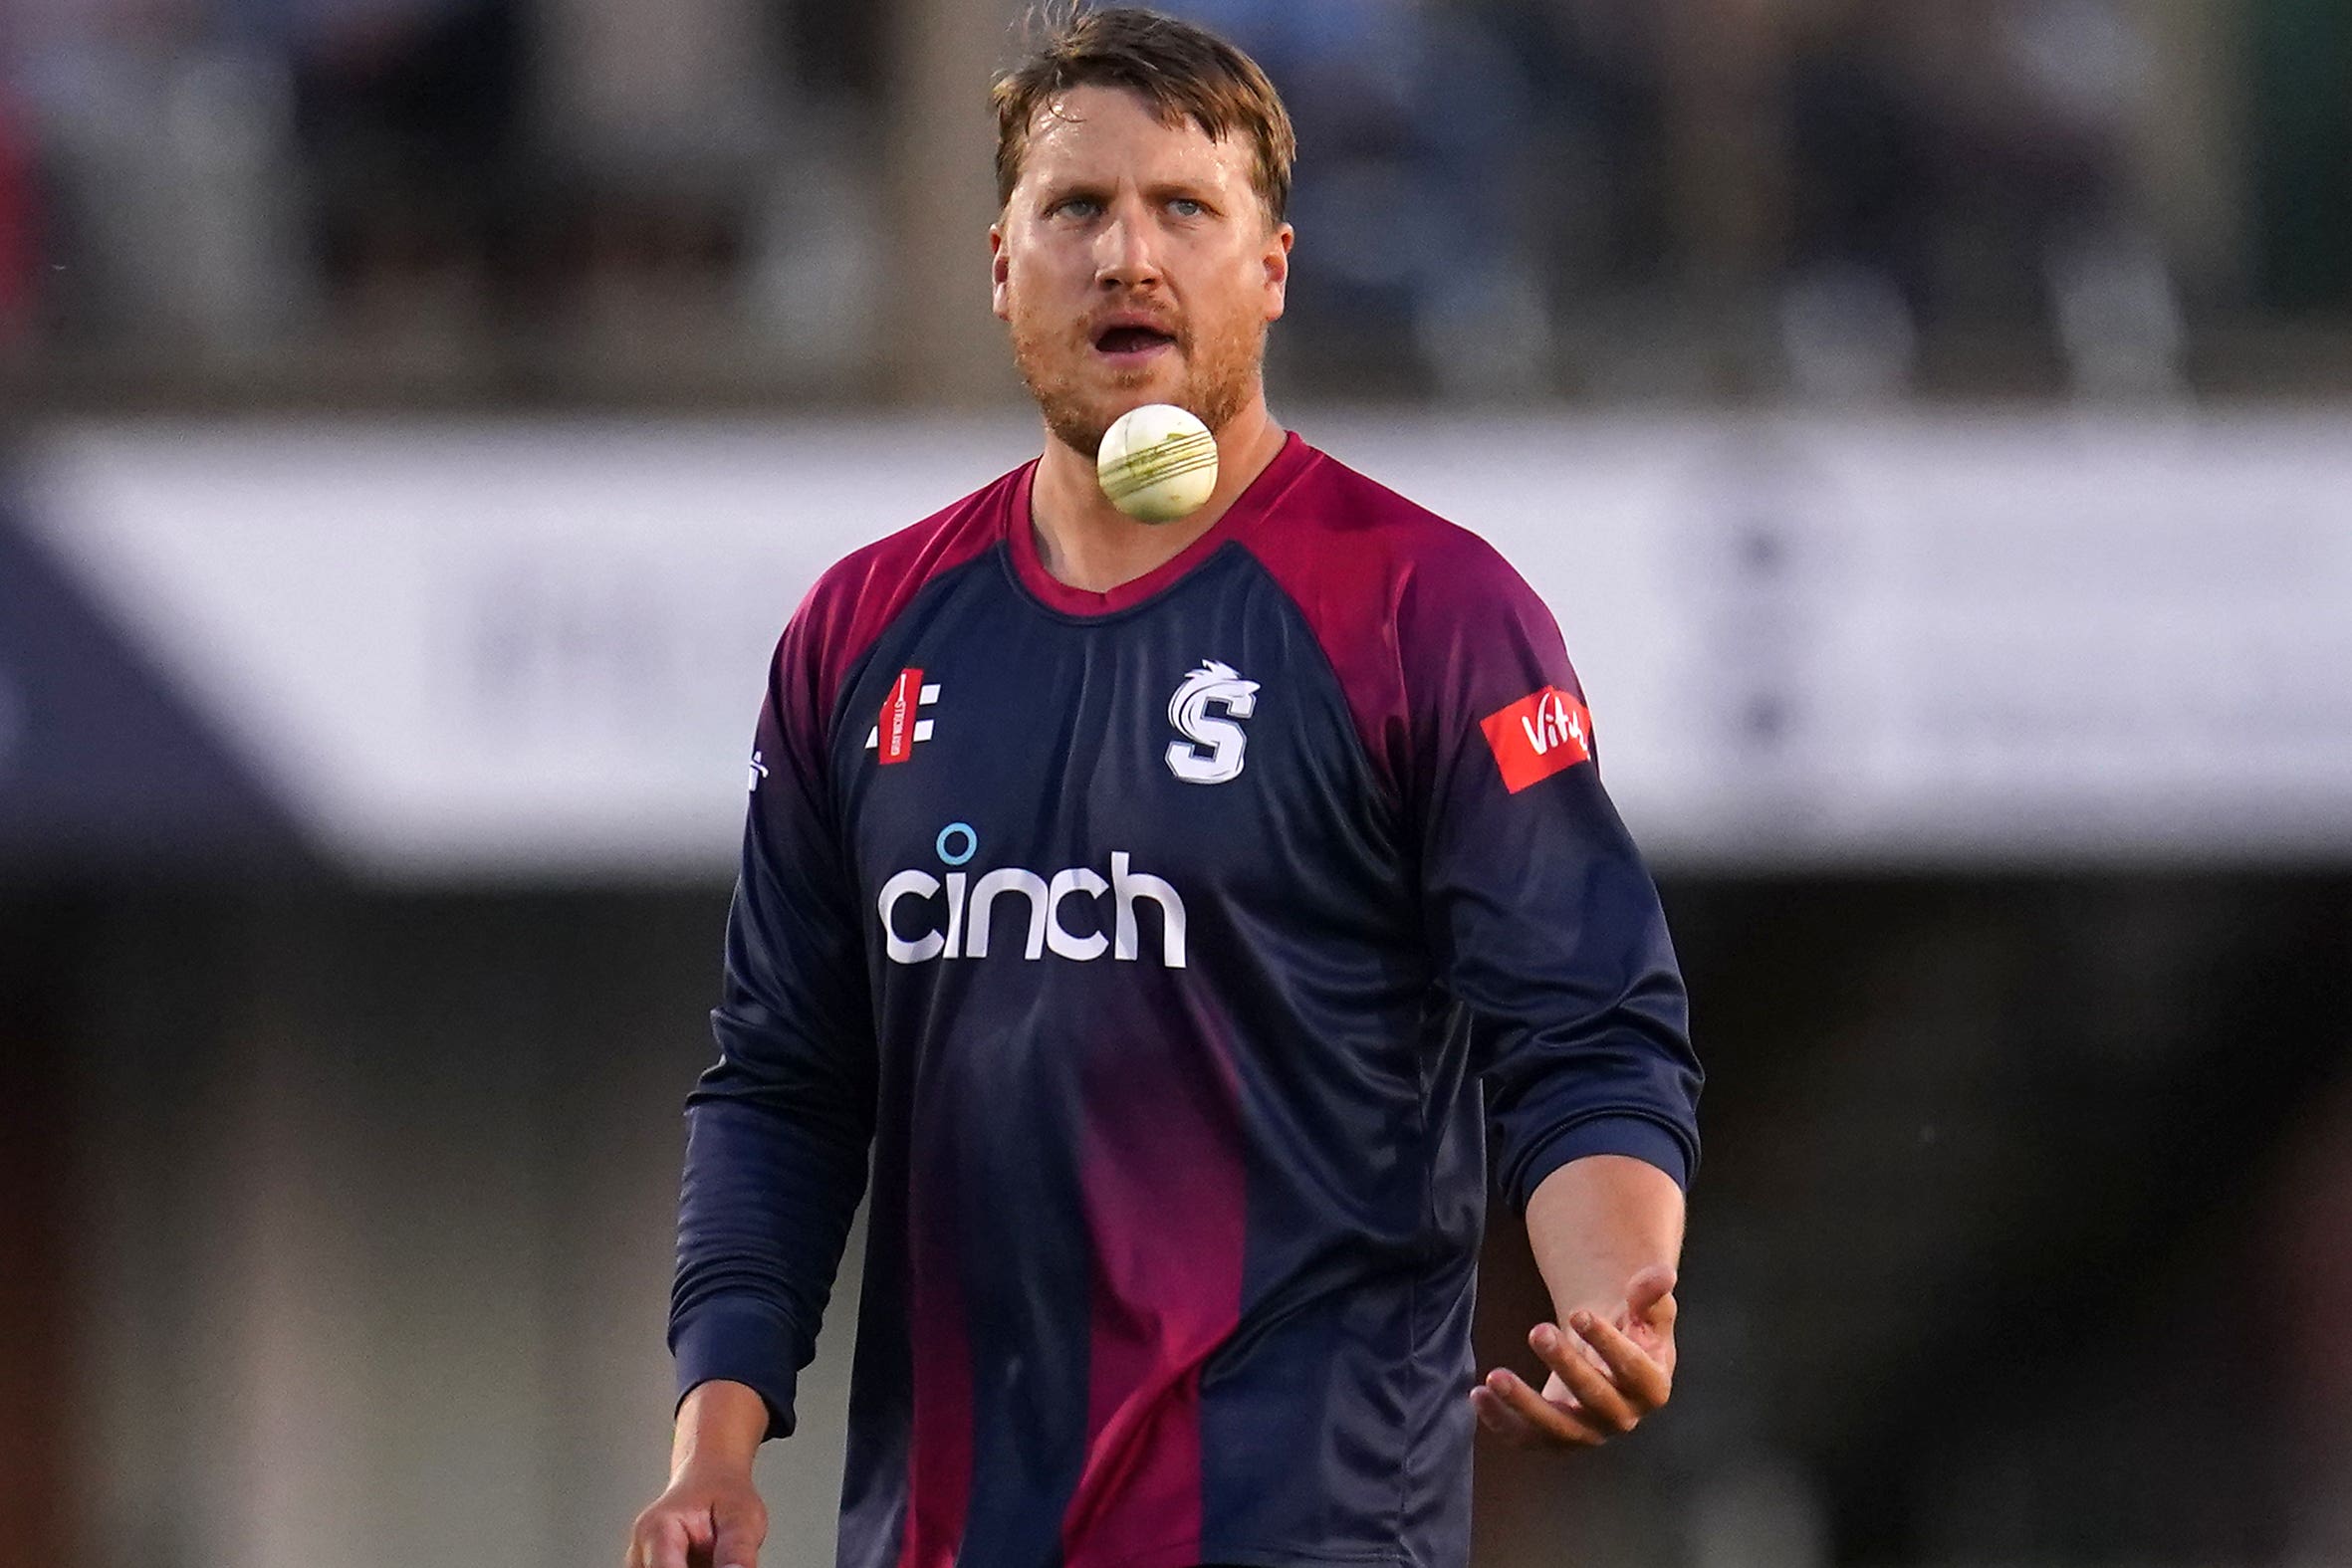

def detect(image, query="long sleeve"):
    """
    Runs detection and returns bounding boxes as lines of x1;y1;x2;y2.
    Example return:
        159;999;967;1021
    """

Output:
1401;543;1702;1212
668;621;879;1440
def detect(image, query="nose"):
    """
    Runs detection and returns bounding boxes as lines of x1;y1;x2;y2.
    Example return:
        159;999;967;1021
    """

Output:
1093;197;1164;291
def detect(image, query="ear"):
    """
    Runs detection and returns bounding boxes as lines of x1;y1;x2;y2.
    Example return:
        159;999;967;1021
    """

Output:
1263;222;1294;323
990;223;1013;323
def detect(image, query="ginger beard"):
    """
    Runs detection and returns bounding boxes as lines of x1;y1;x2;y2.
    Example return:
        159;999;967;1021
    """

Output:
1008;288;1268;461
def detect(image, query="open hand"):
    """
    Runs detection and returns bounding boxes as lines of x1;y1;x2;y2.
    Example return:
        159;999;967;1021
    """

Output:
1470;1263;1677;1449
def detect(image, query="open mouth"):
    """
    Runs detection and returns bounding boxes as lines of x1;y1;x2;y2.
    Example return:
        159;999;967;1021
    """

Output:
1094;325;1178;357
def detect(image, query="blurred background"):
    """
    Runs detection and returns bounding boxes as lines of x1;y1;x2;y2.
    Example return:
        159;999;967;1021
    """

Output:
3;1;2351;1566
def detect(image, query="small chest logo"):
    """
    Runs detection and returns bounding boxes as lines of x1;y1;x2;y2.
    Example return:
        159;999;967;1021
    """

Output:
1479;685;1594;793
866;669;941;764
1165;659;1259;785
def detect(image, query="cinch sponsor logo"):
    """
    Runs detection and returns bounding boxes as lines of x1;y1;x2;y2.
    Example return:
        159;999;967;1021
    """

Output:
1479;685;1594;793
876;822;1187;969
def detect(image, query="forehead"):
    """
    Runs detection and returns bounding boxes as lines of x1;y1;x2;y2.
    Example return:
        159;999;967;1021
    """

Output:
1017;84;1253;192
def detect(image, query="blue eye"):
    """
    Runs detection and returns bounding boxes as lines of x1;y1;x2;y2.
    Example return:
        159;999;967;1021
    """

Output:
1170;198;1206;218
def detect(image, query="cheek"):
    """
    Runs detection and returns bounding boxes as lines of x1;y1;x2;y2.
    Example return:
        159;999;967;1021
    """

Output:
1006;247;1085;311
1004;269;1084;351
1201;258;1279;328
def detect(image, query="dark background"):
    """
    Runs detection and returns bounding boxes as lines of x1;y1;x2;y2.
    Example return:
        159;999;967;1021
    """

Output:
7;871;2349;1566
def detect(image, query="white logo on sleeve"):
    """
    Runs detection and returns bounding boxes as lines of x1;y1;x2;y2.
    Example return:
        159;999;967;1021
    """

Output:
1165;659;1259;784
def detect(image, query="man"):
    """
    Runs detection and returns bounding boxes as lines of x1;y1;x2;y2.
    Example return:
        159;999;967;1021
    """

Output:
628;10;1700;1568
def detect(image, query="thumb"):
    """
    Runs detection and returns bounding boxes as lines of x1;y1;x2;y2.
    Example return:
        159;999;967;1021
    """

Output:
1623;1264;1678;1325
712;1500;766;1568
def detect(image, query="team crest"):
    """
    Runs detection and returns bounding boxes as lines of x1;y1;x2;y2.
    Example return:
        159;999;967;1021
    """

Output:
1166;659;1259;784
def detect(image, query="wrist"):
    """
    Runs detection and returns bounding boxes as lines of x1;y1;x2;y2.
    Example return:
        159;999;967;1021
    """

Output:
671;1380;769;1479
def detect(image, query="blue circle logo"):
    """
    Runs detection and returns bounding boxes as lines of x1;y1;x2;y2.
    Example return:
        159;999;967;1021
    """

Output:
936;822;979;866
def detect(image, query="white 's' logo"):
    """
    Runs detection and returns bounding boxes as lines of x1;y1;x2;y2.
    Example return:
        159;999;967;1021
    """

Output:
1165;659;1259;784
876;823;1187;969
747;749;770;792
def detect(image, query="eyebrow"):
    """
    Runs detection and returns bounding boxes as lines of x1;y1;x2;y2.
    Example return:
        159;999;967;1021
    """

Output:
1036;176;1223;208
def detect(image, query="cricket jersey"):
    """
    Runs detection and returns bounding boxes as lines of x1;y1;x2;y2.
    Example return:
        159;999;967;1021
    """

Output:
669;432;1702;1568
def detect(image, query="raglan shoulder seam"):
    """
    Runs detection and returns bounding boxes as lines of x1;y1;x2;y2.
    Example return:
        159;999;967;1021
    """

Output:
1232;445;1554;813
776;466;1025;754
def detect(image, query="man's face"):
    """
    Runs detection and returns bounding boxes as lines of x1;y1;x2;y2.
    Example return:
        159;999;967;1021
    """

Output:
993;85;1293;459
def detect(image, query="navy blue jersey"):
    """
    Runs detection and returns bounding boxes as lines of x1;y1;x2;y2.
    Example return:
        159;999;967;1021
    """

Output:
670;434;1701;1568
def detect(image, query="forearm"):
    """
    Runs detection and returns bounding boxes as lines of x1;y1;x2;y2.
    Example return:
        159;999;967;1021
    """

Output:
672;1379;771;1478
1523;1152;1685;1321
670;1084;870;1440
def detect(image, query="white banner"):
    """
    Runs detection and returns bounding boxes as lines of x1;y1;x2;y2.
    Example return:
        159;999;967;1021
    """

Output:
24;410;2352;876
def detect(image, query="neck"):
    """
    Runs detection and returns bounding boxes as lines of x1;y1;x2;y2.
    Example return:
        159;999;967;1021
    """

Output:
1030;393;1287;594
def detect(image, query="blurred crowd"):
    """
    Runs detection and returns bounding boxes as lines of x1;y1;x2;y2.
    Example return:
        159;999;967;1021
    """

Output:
0;0;2344;404
1191;0;2199;399
0;0;892;397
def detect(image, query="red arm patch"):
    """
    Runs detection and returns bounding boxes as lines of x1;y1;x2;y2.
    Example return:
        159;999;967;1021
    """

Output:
1479;687;1594;793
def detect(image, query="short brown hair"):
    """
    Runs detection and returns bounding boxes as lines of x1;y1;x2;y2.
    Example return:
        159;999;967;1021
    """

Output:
992;5;1297;225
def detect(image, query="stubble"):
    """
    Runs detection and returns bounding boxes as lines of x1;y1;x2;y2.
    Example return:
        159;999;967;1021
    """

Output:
1010;300;1266;460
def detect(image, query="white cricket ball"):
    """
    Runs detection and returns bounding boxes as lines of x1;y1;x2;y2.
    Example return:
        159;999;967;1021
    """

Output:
1096;403;1220;524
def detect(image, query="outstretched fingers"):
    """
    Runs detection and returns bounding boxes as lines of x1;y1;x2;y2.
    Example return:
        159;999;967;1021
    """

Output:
1472;1365;1611;1449
1529;1322;1643;1433
1567;1309;1673;1412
